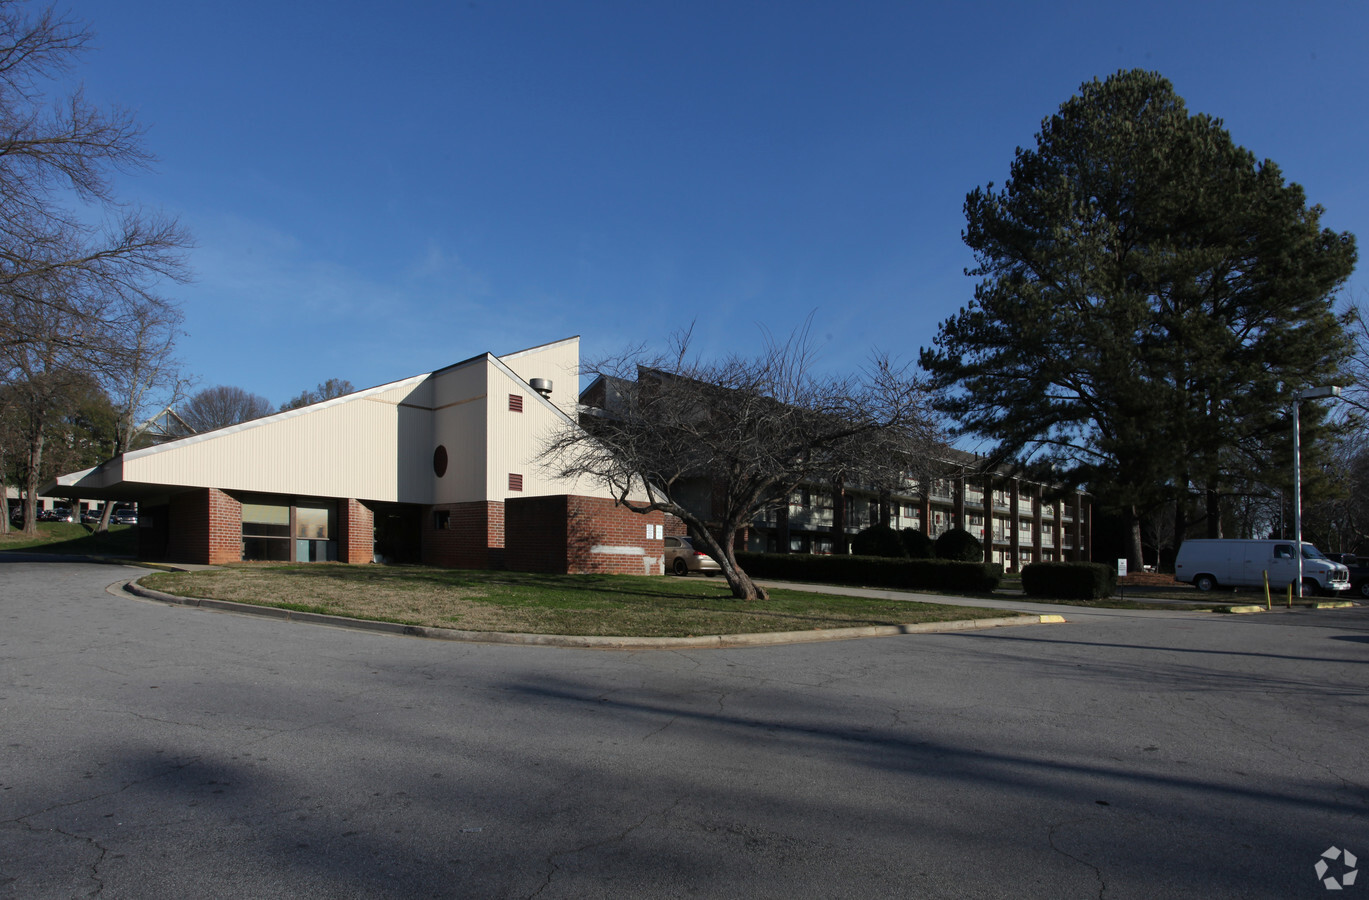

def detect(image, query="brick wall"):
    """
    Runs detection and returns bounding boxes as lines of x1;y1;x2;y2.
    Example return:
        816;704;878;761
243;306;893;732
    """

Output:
503;495;569;573
137;503;169;561
422;501;505;569
339;499;375;564
164;488;242;565
506;495;665;575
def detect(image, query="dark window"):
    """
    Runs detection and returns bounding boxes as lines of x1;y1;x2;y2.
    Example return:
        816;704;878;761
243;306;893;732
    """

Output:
433;445;448;477
434;510;450;530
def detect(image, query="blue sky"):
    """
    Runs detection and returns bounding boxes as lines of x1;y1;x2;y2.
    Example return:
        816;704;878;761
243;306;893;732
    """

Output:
64;0;1369;409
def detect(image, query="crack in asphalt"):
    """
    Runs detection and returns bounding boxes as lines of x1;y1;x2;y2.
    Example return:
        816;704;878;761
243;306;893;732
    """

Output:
3;753;206;829
7;818;109;899
641;714;679;742
527;797;684;898
1047;817;1107;900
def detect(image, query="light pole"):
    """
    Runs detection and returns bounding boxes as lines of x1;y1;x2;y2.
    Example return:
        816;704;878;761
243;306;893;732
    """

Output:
1293;385;1341;597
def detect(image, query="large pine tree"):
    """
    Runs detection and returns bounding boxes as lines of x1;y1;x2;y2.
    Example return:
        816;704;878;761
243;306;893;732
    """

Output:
921;69;1357;566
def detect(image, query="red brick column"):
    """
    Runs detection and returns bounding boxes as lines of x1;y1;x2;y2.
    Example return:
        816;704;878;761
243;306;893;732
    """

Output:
206;489;242;564
166;488;241;565
338;499;374;564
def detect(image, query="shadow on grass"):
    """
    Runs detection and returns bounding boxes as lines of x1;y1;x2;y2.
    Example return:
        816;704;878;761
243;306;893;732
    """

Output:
0;523;136;557
243;564;750;603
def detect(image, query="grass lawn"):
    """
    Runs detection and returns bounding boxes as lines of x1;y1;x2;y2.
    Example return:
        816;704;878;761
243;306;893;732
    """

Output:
0;522;136;556
138;564;1023;638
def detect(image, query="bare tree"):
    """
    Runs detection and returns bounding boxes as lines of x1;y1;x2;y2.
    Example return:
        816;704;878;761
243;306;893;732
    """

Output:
1339;302;1369;419
279;378;355;411
542;327;944;601
0;1;189;363
92;299;187;532
176;385;272;434
1;272;109;533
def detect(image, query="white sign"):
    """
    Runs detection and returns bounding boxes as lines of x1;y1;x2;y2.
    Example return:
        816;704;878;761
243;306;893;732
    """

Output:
1117;559;1127;577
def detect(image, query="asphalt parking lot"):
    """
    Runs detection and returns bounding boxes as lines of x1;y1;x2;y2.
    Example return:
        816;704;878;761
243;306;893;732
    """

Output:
2;559;1366;898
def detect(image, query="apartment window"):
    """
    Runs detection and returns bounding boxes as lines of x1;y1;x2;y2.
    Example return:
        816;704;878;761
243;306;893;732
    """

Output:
434;510;450;530
509;473;524;492
509;394;524;413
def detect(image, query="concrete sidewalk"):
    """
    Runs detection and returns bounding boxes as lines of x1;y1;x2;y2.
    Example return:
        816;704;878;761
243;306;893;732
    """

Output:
754;578;1220;621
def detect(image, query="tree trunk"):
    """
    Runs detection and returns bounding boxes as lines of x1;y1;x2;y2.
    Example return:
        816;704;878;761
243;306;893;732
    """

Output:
1126;506;1145;571
1173;494;1188;572
21;427;45;536
96;502;114;534
1205;487;1223;539
714;526;768;601
679;519;768;600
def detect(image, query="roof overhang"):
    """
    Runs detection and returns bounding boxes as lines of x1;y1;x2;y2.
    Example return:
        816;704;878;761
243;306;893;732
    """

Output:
42;458;195;503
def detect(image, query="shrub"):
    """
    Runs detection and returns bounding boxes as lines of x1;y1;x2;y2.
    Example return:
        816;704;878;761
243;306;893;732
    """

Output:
734;551;1002;594
1021;561;1116;600
851;524;907;558
901;528;935;559
934;527;984;563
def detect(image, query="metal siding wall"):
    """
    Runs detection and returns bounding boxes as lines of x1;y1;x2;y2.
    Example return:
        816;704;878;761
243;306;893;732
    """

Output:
395;404;436;503
496;338;580;420
487;366;615;501
122;380;440;504
432;363;488;504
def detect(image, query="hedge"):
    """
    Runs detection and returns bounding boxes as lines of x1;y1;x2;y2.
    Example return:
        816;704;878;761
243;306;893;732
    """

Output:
735;551;1002;594
1020;561;1116;600
934;527;984;562
850;524;908;558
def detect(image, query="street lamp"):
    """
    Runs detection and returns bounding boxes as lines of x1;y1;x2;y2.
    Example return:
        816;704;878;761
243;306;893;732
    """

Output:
1293;385;1341;597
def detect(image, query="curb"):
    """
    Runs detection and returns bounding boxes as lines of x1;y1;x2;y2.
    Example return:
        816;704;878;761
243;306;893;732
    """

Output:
119;578;1067;649
1214;600;1359;614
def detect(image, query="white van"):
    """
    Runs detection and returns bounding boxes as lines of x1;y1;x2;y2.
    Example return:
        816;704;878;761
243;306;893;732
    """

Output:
1174;539;1351;594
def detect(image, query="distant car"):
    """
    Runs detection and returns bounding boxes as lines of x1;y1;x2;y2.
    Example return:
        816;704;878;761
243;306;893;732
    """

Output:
1326;553;1369;598
42;508;74;523
664;536;722;576
81;509;102;524
112;510;138;526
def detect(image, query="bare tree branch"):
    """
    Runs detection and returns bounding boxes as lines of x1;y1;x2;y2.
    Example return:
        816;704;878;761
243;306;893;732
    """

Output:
541;326;945;600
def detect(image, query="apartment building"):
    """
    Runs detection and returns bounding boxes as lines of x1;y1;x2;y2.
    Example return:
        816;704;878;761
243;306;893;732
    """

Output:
748;456;1091;569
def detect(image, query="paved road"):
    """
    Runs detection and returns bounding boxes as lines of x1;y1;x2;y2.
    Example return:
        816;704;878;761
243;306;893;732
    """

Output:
2;560;1366;899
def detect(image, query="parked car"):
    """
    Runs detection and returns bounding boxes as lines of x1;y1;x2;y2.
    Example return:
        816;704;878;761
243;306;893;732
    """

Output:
664;536;722;576
1325;553;1369;598
81;509;101;524
112;509;138;526
41;507;74;523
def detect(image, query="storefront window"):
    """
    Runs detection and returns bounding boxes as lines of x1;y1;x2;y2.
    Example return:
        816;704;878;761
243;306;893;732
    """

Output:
242;501;290;561
242;498;336;562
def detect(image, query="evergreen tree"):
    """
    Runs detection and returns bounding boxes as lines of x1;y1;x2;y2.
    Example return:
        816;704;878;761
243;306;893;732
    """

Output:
921;70;1357;566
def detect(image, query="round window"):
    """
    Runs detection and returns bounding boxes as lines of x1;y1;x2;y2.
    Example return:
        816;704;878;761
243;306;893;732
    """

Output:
433;445;448;477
